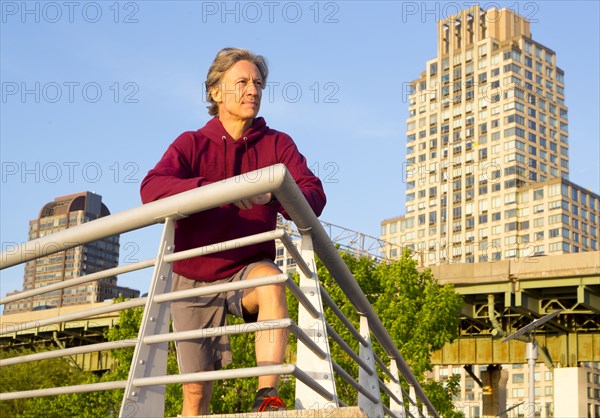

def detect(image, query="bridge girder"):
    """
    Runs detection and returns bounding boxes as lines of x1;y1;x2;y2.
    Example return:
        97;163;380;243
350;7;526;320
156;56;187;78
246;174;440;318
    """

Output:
430;252;600;365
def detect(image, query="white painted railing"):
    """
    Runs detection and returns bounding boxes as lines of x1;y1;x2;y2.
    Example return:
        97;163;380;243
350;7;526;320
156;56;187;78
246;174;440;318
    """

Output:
0;164;438;417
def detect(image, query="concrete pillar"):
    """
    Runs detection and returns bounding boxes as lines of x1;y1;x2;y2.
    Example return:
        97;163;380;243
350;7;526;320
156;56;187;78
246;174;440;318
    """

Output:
481;365;508;418
554;367;586;418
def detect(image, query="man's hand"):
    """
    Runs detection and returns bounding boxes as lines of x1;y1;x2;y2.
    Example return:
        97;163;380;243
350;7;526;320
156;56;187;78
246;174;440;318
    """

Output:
234;193;272;210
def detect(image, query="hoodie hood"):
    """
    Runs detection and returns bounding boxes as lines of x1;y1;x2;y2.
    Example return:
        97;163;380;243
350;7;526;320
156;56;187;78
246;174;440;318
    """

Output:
201;116;269;144
199;117;269;178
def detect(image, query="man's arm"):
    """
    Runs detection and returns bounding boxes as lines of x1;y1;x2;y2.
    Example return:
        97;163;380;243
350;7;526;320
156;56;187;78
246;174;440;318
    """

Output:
271;136;327;219
140;133;211;204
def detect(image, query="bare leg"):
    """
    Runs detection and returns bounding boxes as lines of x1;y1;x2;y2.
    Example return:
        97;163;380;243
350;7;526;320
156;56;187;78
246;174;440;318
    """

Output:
242;263;289;389
181;373;214;416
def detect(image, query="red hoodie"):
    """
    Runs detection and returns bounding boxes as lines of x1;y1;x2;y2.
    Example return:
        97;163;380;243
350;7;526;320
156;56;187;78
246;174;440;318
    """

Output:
140;117;326;281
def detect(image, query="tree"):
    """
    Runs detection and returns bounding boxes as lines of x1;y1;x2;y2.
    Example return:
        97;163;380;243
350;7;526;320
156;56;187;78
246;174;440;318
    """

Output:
0;347;88;417
373;250;464;378
422;375;463;418
316;249;464;416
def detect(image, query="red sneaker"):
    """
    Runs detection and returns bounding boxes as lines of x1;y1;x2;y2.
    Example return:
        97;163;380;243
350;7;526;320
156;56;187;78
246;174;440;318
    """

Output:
251;387;286;412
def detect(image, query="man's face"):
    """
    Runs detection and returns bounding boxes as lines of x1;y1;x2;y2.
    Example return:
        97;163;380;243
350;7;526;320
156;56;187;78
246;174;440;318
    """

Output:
212;60;263;123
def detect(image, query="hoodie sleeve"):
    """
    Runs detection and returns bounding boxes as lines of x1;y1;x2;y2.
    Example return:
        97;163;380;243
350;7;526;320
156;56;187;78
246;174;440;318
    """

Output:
140;132;210;204
273;135;327;219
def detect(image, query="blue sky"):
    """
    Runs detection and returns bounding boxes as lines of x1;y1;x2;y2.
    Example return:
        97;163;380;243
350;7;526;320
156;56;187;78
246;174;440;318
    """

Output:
1;1;599;297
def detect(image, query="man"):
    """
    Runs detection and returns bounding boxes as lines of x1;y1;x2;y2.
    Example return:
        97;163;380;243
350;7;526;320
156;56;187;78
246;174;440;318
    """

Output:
140;48;326;415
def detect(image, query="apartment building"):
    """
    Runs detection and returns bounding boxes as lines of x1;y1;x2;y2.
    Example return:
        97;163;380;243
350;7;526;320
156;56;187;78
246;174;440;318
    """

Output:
380;5;599;266
4;192;139;313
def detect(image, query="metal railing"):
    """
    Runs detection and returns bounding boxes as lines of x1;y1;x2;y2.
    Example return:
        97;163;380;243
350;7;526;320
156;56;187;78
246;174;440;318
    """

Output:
0;164;438;417
279;218;403;262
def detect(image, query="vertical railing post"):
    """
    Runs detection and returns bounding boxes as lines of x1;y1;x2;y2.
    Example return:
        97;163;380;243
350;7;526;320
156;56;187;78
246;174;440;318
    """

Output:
389;360;406;418
358;315;384;417
119;218;175;418
409;385;427;418
294;228;338;410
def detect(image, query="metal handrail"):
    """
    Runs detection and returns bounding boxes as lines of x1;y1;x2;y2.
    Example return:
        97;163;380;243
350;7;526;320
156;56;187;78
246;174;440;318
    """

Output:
1;230;283;306
1;165;290;269
0;164;438;416
273;166;439;417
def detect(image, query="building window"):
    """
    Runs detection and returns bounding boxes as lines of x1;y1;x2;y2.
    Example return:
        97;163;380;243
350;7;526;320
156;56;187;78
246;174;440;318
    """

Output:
512;373;525;383
512;388;525;397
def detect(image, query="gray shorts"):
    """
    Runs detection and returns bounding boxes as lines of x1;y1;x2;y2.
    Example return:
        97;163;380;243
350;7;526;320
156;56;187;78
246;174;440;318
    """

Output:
170;260;278;374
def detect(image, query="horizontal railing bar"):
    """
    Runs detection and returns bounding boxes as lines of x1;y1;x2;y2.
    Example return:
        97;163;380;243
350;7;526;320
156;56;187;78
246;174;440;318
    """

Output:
378;377;404;408
325;324;374;376
404;408;417;418
320;286;368;347
276;173;439;417
401;386;424;418
383;404;401;418
0;259;154;305
133;364;296;386
0;298;146;336
166;229;284;264
288;323;327;360
331;361;379;404
291;367;339;406
285;278;320;319
0;339;137;367
1;274;287;336
144;319;293;345
1;229;285;306
1;164;288;269
374;354;398;383
153;273;288;303
402;386;418;407
0;380;127;401
1;365;298;401
2;273;288;337
279;232;313;277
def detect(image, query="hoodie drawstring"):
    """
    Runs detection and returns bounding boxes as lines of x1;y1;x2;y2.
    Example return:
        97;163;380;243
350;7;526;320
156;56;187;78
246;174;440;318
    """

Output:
222;136;227;178
242;137;253;171
221;135;253;180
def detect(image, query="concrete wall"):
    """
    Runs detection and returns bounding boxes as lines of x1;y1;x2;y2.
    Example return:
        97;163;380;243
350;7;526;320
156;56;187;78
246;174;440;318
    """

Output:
553;367;587;418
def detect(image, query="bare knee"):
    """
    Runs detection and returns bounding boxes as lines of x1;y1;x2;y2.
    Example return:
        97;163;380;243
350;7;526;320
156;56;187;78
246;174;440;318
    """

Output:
247;264;282;281
244;264;286;311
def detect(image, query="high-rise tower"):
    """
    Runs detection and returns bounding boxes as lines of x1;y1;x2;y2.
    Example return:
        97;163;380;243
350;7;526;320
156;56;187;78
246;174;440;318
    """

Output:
4;192;139;313
381;6;599;265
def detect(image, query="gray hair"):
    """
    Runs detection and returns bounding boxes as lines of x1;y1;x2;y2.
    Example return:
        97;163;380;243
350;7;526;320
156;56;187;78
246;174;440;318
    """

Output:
205;47;269;116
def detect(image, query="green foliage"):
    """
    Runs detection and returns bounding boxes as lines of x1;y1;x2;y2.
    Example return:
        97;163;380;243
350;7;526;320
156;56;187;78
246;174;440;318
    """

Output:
372;250;464;378
0;347;89;417
316;249;464;415
422;374;464;418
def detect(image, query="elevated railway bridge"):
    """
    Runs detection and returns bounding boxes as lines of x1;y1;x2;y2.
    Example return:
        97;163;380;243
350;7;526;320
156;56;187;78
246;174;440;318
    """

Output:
429;251;599;367
3;251;598;370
